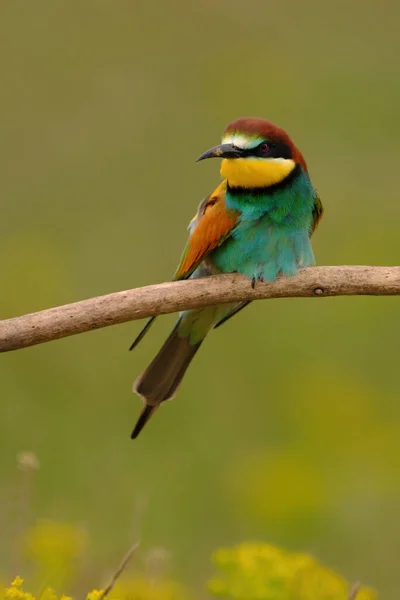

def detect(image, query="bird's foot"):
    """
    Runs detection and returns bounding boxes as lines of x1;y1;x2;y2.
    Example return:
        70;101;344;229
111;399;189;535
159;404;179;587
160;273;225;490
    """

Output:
251;274;265;289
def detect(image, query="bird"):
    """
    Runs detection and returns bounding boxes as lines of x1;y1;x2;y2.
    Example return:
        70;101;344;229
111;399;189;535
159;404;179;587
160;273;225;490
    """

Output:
130;117;323;438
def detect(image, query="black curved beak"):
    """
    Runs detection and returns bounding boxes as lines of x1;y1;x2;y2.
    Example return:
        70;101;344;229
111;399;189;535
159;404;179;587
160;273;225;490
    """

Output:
196;143;242;162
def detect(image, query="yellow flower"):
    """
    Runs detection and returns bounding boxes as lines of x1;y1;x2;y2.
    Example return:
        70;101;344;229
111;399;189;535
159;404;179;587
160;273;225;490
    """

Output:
209;543;378;600
41;588;58;600
109;577;189;600
24;520;87;589
4;577;35;600
86;591;104;600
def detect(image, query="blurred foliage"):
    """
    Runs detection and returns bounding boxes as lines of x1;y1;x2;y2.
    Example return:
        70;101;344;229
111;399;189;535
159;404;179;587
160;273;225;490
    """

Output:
24;520;87;589
3;577;187;600
1;0;400;599
209;543;376;600
4;522;190;600
1;524;378;599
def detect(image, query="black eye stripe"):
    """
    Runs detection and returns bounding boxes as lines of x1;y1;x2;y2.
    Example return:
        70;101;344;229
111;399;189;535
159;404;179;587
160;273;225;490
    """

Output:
241;140;292;160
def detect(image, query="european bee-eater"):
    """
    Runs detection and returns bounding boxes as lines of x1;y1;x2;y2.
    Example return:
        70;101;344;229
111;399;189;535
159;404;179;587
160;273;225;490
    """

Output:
130;118;323;438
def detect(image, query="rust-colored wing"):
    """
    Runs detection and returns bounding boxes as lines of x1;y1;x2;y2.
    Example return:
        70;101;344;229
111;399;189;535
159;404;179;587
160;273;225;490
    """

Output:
129;181;239;350
174;181;240;281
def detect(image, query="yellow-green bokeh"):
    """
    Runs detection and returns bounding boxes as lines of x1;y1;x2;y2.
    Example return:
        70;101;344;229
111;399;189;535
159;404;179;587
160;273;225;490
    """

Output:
1;1;399;598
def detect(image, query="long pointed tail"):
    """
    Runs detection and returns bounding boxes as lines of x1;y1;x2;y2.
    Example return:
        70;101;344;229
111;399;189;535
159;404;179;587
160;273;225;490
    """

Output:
131;405;159;439
131;320;203;438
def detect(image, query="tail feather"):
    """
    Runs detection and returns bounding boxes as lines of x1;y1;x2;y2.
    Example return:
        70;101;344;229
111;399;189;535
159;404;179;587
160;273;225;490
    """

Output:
131;320;203;438
131;405;158;439
129;316;157;351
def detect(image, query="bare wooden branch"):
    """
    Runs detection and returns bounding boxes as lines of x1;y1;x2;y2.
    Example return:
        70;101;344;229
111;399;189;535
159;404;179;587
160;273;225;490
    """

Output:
0;266;399;353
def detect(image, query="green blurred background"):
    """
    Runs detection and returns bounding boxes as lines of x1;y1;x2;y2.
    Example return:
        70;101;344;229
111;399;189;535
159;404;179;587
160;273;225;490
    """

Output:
1;0;399;597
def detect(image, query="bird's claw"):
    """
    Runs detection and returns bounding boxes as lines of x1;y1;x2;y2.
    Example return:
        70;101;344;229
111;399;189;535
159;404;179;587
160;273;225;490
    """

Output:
251;274;265;289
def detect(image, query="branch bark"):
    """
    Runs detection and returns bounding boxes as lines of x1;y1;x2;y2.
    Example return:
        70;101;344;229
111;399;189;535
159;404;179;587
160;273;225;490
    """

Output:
0;265;399;353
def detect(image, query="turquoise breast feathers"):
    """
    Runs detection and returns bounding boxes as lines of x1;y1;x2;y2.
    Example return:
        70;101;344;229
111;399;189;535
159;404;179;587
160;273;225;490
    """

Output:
211;167;316;281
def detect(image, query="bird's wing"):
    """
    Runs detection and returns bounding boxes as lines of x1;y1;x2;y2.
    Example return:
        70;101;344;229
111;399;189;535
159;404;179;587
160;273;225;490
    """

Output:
310;192;323;235
174;180;240;281
130;181;239;350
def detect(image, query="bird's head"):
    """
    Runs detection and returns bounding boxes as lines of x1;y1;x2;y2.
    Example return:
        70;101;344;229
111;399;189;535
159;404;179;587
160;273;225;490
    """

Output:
197;117;307;189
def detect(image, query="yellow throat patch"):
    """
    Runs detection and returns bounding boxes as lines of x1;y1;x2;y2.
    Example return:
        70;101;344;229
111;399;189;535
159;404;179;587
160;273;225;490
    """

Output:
220;157;295;188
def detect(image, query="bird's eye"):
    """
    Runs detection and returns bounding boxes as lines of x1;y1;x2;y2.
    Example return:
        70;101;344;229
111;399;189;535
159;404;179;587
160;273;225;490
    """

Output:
259;142;269;154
